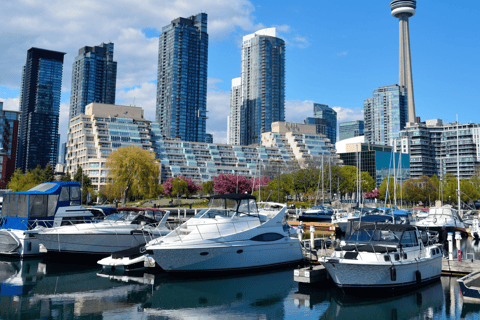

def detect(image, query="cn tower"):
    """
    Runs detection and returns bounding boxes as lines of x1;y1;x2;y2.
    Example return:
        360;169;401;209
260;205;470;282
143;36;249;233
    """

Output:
391;0;417;123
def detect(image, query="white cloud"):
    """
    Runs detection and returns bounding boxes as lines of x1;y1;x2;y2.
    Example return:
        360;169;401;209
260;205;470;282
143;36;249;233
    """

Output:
116;82;157;121
0;0;266;90
336;51;348;56
206;78;231;143
0;97;20;111
285;100;315;123
332;106;364;123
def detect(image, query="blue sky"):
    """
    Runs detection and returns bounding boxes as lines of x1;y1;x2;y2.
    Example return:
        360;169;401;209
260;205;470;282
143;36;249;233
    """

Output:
0;1;478;143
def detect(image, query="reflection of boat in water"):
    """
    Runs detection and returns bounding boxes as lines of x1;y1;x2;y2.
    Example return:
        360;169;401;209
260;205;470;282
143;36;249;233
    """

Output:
0;259;46;296
0;260;153;319
141;269;295;319
320;279;444;319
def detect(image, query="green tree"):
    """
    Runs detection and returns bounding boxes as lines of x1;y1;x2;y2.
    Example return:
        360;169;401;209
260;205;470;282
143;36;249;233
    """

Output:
73;166;92;204
106;145;161;205
41;163;55;182
378;175;396;202
202;180;214;195
8;169;43;191
61;171;72;181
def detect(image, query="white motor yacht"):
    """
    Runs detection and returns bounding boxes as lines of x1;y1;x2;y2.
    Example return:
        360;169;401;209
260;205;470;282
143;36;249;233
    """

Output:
414;205;466;236
33;207;170;257
145;194;303;273
320;223;443;294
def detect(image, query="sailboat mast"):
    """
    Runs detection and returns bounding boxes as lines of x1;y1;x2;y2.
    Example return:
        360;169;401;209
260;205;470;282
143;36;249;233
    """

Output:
393;139;397;208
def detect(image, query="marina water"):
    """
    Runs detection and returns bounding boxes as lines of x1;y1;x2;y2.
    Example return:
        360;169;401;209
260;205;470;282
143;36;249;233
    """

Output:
3;238;480;319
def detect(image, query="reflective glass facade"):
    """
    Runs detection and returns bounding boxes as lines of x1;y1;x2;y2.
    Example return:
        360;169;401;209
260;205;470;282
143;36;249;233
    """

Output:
240;29;285;146
0;102;20;188
339;120;364;141
69;42;117;120
364;84;407;146
312;103;337;145
156;13;208;142
17;48;65;171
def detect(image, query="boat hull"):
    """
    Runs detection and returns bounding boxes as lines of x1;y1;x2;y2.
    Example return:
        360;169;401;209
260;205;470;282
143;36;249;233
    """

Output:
151;240;303;273
0;230;42;258
36;232;160;256
322;256;442;294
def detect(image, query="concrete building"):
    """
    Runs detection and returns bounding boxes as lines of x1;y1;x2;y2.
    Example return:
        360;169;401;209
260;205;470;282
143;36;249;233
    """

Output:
391;0;417;123
17;47;65;171
155;13;208;142
395;120;480;180
69;42;117;120
336;136;410;187
66;104;341;190
339;120;364;141
364;84;407;146
239;28;285;146
262;121;341;167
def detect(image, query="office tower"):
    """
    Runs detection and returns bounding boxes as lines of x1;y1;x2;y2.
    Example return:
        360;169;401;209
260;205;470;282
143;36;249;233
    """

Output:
17;48;65;172
228;77;242;145
69;42;117;120
205;133;213;143
364;84;407;146
391;0;417;123
305;103;337;145
0;102;21;188
240;28;285;146
156;13;208;142
339;120;364;141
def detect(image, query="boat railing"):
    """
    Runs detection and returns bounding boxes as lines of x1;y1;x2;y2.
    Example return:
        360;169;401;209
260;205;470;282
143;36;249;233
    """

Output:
165;219;261;244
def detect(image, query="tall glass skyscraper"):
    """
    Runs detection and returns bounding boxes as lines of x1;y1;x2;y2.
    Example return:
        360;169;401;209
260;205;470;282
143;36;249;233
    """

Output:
228;77;242;145
239;28;285;146
339;120;364;141
156;13;208;142
0;102;21;188
308;103;337;145
69;42;117;120
17;48;65;172
364;84;407;146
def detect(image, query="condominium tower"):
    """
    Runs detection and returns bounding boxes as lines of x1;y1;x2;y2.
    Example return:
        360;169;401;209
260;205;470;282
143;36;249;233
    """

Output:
156;13;208;142
69;42;117;120
228;77;242;145
237;28;285;146
391;0;417;123
17;47;65;171
364;84;407;146
339;120;364;141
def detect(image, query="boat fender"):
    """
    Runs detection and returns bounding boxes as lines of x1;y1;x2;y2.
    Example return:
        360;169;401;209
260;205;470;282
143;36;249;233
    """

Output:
415;270;421;284
390;266;396;281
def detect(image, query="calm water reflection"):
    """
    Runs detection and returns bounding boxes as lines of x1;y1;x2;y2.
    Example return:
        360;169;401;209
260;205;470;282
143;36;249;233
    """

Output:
1;246;480;319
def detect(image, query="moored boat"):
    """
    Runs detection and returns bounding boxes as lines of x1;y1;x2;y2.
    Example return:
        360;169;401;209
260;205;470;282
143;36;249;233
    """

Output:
145;194;303;273
458;270;480;303
33;207;170;258
0;182;99;258
320;223;443;294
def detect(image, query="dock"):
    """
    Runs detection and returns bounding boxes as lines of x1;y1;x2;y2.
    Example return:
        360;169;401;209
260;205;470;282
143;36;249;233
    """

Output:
287;221;336;234
442;258;480;276
294;265;329;284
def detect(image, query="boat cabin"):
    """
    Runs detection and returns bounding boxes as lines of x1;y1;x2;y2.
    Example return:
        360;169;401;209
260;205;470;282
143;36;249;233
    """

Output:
347;224;420;248
0;182;83;230
194;194;258;219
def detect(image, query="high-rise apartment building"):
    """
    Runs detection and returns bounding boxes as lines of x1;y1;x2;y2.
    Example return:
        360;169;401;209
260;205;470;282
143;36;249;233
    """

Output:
339;120;364;141
17;47;65;171
228;77;242;145
156;13;208;142
391;0;417;123
395;120;480;180
69;42;117;120
239;28;285;146
0;102;21;188
304;103;337;145
364;84;407;146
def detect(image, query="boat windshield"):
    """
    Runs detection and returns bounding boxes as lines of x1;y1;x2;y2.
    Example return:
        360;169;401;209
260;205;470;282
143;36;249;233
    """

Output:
348;229;403;245
194;197;258;219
